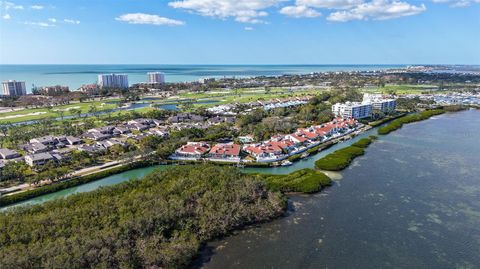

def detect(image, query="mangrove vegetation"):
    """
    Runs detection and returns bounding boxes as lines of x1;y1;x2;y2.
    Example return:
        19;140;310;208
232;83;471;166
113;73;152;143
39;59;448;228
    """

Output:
315;136;377;171
0;165;285;269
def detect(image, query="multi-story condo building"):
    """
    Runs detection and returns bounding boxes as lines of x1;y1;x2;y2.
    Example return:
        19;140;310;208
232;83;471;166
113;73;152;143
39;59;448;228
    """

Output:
97;74;129;89
147;72;165;84
362;93;397;113
332;102;373;119
371;99;397;112
1;80;27;97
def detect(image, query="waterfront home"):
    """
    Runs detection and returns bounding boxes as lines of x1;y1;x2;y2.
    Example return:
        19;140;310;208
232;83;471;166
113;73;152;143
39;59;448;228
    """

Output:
244;143;285;162
296;128;320;140
208;143;241;162
285;134;308;145
170;142;211;160
0;148;21;159
25;152;55;167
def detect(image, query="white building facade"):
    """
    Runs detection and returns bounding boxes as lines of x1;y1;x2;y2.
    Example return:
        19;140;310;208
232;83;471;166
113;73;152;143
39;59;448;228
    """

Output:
1;80;27;96
97;74;129;89
332;102;373;119
147;72;165;84
363;93;397;113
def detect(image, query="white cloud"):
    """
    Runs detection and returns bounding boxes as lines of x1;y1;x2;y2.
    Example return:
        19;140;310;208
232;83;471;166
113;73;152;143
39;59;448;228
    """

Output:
64;18;80;24
244;26;254;30
280;5;322;17
48;17;56;23
1;1;24;10
2;13;10;19
327;0;426;22
296;0;363;9
24;21;55;27
116;13;185;26
431;0;480;7
31;5;44;9
168;0;284;24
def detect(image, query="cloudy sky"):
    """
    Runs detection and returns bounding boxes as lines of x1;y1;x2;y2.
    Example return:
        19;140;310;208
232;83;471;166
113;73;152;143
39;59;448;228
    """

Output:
0;0;479;64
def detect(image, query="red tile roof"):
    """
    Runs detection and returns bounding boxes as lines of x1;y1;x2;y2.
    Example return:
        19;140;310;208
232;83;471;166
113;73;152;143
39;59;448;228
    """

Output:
177;142;210;155
209;143;241;156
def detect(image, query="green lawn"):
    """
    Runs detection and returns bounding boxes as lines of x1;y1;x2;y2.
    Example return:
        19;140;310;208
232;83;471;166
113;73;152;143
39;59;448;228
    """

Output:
0;101;118;124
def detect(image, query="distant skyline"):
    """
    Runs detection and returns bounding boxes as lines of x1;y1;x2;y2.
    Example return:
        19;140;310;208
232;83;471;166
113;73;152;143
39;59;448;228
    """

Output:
0;0;479;65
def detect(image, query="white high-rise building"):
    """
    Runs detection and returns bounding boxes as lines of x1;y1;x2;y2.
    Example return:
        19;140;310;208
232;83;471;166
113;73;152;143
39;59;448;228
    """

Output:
1;80;27;96
147;72;165;84
97;74;129;89
332;102;373;119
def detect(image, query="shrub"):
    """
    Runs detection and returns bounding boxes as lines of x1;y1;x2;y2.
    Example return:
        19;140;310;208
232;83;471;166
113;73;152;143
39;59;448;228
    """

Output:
315;146;365;171
0;165;285;269
259;169;332;193
378;109;445;135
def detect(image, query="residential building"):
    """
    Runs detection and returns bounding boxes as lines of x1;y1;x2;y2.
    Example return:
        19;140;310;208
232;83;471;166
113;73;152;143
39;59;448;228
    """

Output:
25;152;55;166
1;80;27;96
332;102;372;119
363;93;397;113
97;74;129;89
147;72;165;84
0;148;21;159
168;113;205;123
171;142;211;160
244;143;284;162
21;142;49;154
208;143;241;161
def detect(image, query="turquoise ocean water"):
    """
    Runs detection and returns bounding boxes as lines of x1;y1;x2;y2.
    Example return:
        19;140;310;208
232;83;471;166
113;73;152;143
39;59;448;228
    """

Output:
0;64;404;92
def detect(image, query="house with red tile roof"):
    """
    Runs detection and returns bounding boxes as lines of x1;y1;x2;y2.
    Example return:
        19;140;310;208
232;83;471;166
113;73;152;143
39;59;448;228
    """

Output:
170;142;211;160
208;143;241;162
244;143;285;162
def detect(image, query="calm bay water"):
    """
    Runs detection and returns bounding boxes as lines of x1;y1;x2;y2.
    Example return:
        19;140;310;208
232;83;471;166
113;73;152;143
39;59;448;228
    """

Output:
196;109;480;269
0;64;403;91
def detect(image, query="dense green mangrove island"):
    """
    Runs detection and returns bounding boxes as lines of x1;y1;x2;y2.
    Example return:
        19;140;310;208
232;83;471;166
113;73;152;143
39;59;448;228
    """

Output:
377;109;445;135
315;136;377;171
0;165;286;268
376;105;468;136
258;168;332;193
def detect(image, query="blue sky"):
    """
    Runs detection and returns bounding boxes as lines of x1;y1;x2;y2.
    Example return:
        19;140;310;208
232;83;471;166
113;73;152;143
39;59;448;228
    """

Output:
0;0;479;64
